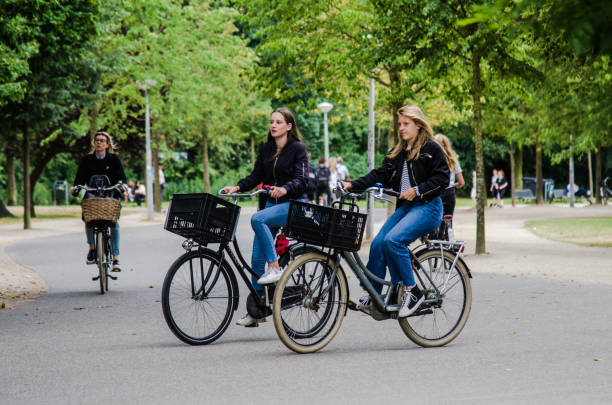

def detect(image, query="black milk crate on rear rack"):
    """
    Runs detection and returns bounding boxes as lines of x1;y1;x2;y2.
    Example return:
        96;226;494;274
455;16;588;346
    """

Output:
285;200;367;252
164;193;241;244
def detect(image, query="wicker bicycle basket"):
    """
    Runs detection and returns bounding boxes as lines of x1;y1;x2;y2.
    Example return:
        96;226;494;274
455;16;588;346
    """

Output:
82;197;121;227
164;193;241;244
285;200;367;252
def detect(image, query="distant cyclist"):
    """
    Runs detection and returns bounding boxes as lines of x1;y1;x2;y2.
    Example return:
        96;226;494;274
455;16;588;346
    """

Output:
71;132;127;271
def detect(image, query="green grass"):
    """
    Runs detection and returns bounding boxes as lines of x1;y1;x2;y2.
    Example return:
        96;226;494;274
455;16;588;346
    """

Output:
0;213;80;225
525;217;612;248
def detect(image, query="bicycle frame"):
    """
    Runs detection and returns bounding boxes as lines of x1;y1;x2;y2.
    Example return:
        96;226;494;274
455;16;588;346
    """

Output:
204;189;319;308
303;184;468;317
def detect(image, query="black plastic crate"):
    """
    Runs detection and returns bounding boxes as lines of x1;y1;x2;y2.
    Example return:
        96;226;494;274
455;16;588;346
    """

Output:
285;200;367;252
164;193;241;244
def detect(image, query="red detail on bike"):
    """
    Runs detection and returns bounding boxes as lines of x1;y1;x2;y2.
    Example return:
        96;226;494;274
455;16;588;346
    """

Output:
275;234;289;255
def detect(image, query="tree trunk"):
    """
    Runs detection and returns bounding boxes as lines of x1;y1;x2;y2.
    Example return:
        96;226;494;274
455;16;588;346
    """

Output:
595;144;602;204
23;128;32;229
514;144;523;190
153;146;161;213
587;152;593;199
535;137;543;204
472;50;486;254
0;199;14;217
6;151;17;206
202;129;210;193
509;143;516;207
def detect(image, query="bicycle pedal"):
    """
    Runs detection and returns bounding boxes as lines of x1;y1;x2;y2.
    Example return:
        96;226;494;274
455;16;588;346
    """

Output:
347;300;359;311
108;275;117;281
92;276;99;281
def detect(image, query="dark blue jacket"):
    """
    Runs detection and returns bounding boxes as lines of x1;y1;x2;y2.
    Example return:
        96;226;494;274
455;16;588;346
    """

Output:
238;138;309;204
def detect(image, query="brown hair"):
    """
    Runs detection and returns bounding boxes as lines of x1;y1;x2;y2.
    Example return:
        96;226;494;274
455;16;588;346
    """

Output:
387;105;434;161
267;107;302;160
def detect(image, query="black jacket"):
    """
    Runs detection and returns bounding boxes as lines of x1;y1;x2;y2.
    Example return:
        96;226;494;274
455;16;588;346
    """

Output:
237;138;309;204
74;153;127;187
351;139;450;207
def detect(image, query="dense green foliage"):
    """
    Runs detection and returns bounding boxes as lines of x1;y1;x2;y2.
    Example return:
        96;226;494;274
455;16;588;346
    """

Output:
1;0;610;231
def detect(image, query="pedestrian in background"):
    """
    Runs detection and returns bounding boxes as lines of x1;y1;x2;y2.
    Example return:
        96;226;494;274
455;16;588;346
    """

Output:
336;156;350;181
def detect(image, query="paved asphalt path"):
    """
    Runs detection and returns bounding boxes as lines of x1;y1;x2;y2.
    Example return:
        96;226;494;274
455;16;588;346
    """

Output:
2;209;612;404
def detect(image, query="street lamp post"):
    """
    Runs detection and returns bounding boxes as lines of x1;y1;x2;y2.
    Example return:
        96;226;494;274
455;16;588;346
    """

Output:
139;79;157;221
317;101;333;165
366;77;375;239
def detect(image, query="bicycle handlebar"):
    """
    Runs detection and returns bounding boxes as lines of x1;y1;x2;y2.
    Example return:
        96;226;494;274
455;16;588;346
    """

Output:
218;188;268;199
73;182;124;196
335;182;399;203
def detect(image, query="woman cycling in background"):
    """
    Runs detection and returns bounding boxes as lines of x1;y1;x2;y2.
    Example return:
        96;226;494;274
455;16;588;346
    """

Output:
71;131;127;272
434;133;465;218
342;105;449;317
221;107;309;327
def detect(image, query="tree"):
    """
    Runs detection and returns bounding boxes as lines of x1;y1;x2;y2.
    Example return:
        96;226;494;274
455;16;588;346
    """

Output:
0;0;100;227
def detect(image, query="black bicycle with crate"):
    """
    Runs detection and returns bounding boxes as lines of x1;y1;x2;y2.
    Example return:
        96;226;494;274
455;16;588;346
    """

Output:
271;185;473;353
161;191;321;345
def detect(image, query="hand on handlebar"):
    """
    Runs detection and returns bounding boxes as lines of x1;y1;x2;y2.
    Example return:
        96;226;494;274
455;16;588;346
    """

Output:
340;181;351;191
268;186;287;199
220;185;240;195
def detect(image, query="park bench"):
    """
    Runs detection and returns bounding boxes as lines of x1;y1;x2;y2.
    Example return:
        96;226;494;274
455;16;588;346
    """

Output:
515;188;536;202
549;189;567;202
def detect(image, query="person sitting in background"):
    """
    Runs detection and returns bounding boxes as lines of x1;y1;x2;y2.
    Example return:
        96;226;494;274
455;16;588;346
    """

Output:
134;180;146;206
567;183;592;204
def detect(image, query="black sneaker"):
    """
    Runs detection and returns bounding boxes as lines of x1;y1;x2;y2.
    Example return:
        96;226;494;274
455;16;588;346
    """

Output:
111;260;121;272
398;285;424;318
86;249;96;264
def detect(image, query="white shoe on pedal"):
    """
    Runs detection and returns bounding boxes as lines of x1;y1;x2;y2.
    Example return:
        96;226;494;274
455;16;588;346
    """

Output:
236;313;266;327
257;266;283;285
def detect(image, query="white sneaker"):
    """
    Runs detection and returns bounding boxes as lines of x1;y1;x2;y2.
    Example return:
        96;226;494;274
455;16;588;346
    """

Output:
236;313;266;327
356;295;371;315
257;266;283;285
398;286;424;318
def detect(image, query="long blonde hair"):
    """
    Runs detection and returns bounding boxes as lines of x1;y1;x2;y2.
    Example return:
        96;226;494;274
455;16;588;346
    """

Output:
90;131;117;154
434;133;457;172
387;105;434;161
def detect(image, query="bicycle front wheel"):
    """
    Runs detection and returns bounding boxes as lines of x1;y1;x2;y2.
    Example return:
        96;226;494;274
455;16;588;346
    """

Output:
161;249;236;345
399;249;472;347
96;231;107;294
273;252;347;354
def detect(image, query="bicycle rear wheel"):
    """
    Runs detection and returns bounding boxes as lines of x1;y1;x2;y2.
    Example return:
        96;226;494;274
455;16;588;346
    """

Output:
161;249;236;345
273;252;347;354
96;231;107;294
399;249;472;347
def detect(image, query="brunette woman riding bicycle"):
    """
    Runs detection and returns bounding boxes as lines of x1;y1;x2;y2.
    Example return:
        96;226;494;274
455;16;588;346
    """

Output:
71;131;127;272
342;105;450;318
221;107;309;327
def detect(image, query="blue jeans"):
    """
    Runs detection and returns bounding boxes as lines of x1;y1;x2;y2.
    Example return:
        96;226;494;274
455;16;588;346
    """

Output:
367;197;442;293
250;201;290;290
86;222;120;256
